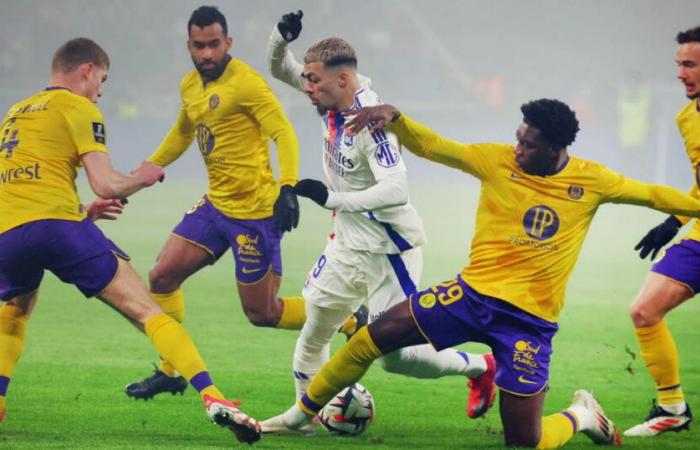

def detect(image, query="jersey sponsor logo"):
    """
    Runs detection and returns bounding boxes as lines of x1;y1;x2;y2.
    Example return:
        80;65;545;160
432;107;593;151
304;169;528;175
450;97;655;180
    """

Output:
0;162;42;184
375;142;399;168
196;123;215;155
241;267;262;274
209;94;220;109
343;133;354;146
236;234;262;257
523;205;559;240
323;138;355;176
567;185;584;200
92;122;106;144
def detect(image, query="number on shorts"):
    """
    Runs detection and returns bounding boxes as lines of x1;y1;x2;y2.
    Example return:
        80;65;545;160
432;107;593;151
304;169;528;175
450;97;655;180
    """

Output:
311;254;327;278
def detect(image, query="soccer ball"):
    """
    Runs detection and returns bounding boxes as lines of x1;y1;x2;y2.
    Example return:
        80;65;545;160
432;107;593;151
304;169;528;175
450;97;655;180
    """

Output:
318;383;375;436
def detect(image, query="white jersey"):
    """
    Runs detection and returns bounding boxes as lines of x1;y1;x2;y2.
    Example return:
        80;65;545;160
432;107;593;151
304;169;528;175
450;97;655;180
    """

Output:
267;27;426;254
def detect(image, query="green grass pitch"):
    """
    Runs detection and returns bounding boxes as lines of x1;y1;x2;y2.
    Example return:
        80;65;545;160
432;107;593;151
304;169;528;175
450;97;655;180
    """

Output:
1;180;698;448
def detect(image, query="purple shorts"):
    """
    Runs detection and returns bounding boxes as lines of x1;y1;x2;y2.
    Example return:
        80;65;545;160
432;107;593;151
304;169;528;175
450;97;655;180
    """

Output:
0;219;128;300
409;275;559;396
651;239;700;294
172;197;282;284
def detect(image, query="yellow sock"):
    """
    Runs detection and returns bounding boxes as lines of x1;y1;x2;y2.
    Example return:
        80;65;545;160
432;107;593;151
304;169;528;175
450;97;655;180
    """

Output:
0;304;28;413
537;411;577;449
635;321;684;405
298;326;383;415
144;313;223;400
153;290;186;377
276;296;306;329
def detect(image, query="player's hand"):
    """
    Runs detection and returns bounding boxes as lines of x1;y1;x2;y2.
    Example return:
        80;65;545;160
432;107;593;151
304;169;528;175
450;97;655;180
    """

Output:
133;161;165;186
85;198;125;221
273;184;300;232
278;10;303;42
634;215;682;260
343;105;401;136
294;179;328;207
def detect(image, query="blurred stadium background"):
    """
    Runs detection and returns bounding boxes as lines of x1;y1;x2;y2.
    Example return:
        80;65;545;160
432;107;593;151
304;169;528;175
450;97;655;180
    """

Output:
2;1;700;448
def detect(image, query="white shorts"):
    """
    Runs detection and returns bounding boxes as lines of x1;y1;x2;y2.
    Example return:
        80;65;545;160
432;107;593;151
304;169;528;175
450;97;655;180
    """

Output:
302;237;422;322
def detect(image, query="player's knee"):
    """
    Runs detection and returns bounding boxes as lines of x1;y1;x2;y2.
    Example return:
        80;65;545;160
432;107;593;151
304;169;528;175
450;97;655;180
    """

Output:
242;304;279;327
149;267;179;293
629;302;661;328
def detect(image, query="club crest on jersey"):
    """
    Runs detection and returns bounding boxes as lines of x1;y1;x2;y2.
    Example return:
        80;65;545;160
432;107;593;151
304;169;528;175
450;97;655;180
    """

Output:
209;94;220;109
92;122;106;144
375;142;399;168
196;123;215;155
523;205;559;240
567;185;584;200
343;133;354;146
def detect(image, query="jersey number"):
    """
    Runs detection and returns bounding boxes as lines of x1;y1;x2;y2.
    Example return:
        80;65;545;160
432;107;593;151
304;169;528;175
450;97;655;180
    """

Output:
0;119;20;158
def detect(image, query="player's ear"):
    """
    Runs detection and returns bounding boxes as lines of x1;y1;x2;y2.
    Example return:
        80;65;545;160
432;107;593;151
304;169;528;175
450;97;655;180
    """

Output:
338;70;349;88
225;36;233;51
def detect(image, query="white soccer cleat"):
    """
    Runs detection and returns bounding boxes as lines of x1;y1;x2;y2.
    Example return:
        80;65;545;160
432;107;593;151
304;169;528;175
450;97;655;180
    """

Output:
204;395;262;444
571;390;622;446
624;399;692;437
260;405;316;436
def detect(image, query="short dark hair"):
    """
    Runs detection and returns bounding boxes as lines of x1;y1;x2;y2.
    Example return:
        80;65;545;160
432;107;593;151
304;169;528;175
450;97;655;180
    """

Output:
304;37;358;69
51;37;109;74
520;99;580;148
188;5;228;36
676;26;700;44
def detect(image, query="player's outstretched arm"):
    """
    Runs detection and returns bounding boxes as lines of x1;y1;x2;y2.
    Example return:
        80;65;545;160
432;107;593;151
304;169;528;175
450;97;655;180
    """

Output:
294;175;408;213
82;152;164;199
267;11;305;92
84;198;126;221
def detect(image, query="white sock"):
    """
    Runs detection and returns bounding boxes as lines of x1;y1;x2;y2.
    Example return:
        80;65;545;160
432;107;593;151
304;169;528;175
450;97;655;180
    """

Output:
659;401;687;415
567;405;594;431
379;345;487;379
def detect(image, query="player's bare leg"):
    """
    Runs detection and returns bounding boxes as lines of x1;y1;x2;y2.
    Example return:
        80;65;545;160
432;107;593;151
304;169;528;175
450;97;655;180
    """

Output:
126;234;211;399
237;271;284;327
0;290;38;422
626;272;693;436
100;257;261;444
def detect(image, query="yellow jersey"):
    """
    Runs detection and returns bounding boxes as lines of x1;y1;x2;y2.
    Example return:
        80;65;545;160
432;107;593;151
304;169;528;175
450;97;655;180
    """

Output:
147;58;299;219
0;87;108;234
675;100;700;241
390;114;700;322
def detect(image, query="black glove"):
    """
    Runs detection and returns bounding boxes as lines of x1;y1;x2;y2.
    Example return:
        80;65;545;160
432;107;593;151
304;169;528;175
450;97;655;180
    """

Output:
273;185;299;233
634;215;682;260
294;179;328;206
277;10;303;42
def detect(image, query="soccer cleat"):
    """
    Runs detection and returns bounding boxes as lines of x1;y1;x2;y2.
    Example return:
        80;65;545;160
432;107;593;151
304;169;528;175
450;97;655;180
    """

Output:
467;353;496;418
124;366;188;400
623;399;692;437
571;390;622;446
340;304;369;340
204;394;262;444
260;407;316;436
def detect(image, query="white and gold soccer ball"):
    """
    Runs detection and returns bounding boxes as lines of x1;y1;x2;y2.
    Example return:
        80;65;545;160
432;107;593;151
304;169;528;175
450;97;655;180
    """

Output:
318;383;375;436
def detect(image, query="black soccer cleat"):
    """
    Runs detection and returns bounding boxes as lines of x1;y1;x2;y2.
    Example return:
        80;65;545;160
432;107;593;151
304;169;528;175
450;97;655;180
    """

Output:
125;366;188;400
343;304;369;341
624;399;692;436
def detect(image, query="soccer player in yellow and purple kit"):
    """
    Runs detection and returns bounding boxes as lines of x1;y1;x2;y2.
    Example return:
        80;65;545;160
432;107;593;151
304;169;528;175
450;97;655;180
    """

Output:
625;25;700;437
0;37;261;443
124;6;358;400
264;98;700;448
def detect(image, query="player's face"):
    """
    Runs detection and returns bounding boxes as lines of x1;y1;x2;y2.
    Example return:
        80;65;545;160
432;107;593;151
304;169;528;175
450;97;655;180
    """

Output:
302;62;345;110
676;42;700;99
84;64;108;103
188;23;232;81
514;123;559;176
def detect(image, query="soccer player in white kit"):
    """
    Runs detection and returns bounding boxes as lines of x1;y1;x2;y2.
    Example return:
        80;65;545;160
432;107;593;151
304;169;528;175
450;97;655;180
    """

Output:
262;12;495;432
